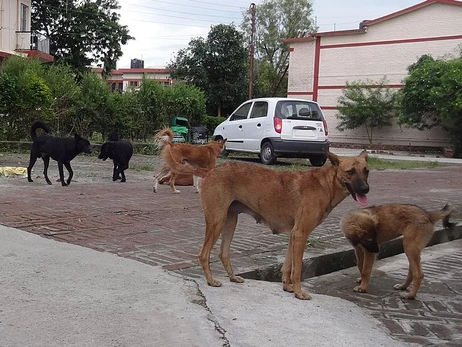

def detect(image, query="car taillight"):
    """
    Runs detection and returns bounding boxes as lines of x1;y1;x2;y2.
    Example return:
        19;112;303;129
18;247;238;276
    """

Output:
323;120;328;136
274;117;282;133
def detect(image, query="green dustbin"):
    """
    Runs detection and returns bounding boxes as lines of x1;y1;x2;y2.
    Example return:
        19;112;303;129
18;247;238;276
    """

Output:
170;116;189;142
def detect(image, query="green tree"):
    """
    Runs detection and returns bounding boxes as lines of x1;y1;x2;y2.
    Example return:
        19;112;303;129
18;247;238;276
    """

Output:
31;0;133;74
0;57;53;140
336;78;397;144
398;55;462;155
136;78;166;139
74;72;113;137
168;24;248;116
163;83;206;127
241;0;315;96
42;64;81;136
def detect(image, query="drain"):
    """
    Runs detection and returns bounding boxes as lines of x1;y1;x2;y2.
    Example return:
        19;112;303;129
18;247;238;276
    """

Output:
238;225;462;282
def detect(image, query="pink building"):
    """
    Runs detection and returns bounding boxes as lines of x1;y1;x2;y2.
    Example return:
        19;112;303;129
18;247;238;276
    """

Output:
285;0;462;148
93;67;172;92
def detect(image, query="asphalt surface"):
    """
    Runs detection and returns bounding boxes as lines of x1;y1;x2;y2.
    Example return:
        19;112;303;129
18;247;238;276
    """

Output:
0;148;461;346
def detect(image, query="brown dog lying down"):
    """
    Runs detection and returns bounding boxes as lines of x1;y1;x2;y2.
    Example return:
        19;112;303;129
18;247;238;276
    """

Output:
152;128;226;193
165;146;370;300
158;173;193;186
341;203;455;300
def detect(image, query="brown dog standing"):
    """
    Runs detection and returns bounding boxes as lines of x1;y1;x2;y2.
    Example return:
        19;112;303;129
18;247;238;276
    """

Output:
340;203;455;299
153;128;226;193
165;148;370;300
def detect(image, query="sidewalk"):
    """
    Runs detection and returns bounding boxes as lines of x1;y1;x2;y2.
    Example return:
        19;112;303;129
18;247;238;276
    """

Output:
0;224;408;347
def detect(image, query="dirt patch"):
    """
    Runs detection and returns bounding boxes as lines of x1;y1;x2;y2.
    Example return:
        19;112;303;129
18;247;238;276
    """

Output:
0;152;163;185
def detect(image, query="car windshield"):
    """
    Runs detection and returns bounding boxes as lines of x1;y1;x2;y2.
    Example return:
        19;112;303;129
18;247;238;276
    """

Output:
275;101;323;120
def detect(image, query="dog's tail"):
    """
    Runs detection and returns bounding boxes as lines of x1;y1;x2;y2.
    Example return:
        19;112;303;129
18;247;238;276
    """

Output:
154;128;174;149
428;203;456;228
162;143;209;177
30;121;50;140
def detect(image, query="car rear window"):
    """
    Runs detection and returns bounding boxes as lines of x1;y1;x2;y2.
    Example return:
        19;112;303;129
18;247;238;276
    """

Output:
275;101;323;120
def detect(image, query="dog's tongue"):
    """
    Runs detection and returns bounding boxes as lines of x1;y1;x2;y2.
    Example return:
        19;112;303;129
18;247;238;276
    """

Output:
355;194;368;206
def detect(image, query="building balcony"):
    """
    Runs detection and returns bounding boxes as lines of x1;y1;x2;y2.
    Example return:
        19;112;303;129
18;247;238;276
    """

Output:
15;31;54;62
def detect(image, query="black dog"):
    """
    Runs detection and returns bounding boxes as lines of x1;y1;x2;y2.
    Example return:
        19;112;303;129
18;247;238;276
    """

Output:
27;121;92;186
98;134;133;182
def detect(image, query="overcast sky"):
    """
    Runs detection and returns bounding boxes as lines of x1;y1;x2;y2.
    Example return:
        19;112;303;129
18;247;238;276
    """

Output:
116;0;423;69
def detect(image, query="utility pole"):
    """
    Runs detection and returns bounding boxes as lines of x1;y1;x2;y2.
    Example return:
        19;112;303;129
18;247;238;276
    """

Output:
248;3;256;99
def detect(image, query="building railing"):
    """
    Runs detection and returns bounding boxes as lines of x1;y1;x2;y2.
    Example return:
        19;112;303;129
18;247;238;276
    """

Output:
16;31;50;54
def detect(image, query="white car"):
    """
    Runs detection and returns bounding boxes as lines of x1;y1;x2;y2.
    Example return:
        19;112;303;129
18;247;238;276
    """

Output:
213;97;329;165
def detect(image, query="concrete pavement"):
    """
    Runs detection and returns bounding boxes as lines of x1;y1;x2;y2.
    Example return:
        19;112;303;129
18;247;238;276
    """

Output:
0;224;408;347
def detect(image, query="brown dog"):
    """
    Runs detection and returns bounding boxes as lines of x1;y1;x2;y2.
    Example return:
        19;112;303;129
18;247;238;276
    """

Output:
159;173;193;186
164;147;370;300
152;128;226;193
340;203;455;299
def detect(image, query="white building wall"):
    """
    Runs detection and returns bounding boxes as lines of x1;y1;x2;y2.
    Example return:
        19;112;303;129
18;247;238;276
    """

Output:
0;0;31;55
287;41;316;95
287;2;462;148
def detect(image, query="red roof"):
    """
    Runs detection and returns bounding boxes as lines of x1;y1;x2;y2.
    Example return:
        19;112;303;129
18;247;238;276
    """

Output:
283;0;462;44
363;0;462;26
91;67;169;75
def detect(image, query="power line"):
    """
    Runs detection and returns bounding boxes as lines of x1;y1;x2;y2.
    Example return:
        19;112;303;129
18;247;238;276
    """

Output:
120;2;243;20
148;0;249;10
135;0;244;14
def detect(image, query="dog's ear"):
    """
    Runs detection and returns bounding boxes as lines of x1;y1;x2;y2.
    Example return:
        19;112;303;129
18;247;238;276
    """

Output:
222;138;227;144
359;150;368;162
74;134;82;140
325;150;340;166
346;234;360;247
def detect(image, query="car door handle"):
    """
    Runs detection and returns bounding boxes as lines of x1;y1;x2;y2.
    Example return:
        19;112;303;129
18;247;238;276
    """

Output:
257;123;261;127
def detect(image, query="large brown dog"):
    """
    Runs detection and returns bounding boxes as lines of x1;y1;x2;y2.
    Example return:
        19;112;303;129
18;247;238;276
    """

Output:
340;203;455;299
165;147;370;300
152;128;226;193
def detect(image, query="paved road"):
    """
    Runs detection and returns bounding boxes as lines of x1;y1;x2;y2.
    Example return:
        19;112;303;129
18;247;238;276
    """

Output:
1;150;462;346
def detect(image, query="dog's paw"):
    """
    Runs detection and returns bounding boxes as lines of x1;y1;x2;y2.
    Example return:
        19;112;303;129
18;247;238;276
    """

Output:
294;291;312;300
173;190;181;194
229;275;244;283
353;285;367;293
356;277;362;284
283;283;294;293
393;283;407;291
152;186;157;193
207;279;222;287
400;292;415;300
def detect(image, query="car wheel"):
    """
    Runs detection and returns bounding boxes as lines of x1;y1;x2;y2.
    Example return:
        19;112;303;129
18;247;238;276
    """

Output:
309;155;327;167
214;136;229;158
260;142;277;165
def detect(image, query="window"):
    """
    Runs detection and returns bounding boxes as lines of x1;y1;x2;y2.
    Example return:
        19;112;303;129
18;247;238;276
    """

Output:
129;81;139;87
250;102;268;119
276;101;323;120
20;3;28;32
230;103;251;121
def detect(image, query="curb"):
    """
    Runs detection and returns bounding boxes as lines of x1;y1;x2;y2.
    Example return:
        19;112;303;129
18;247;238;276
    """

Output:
238;224;462;282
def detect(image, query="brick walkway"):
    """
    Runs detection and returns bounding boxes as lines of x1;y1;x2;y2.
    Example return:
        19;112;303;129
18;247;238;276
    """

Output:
1;155;462;346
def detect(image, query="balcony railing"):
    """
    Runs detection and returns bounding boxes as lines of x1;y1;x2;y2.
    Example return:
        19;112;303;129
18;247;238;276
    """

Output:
16;31;50;54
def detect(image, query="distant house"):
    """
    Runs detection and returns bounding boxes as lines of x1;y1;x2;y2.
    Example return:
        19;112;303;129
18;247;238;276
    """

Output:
284;0;462;149
93;67;172;92
0;0;53;63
